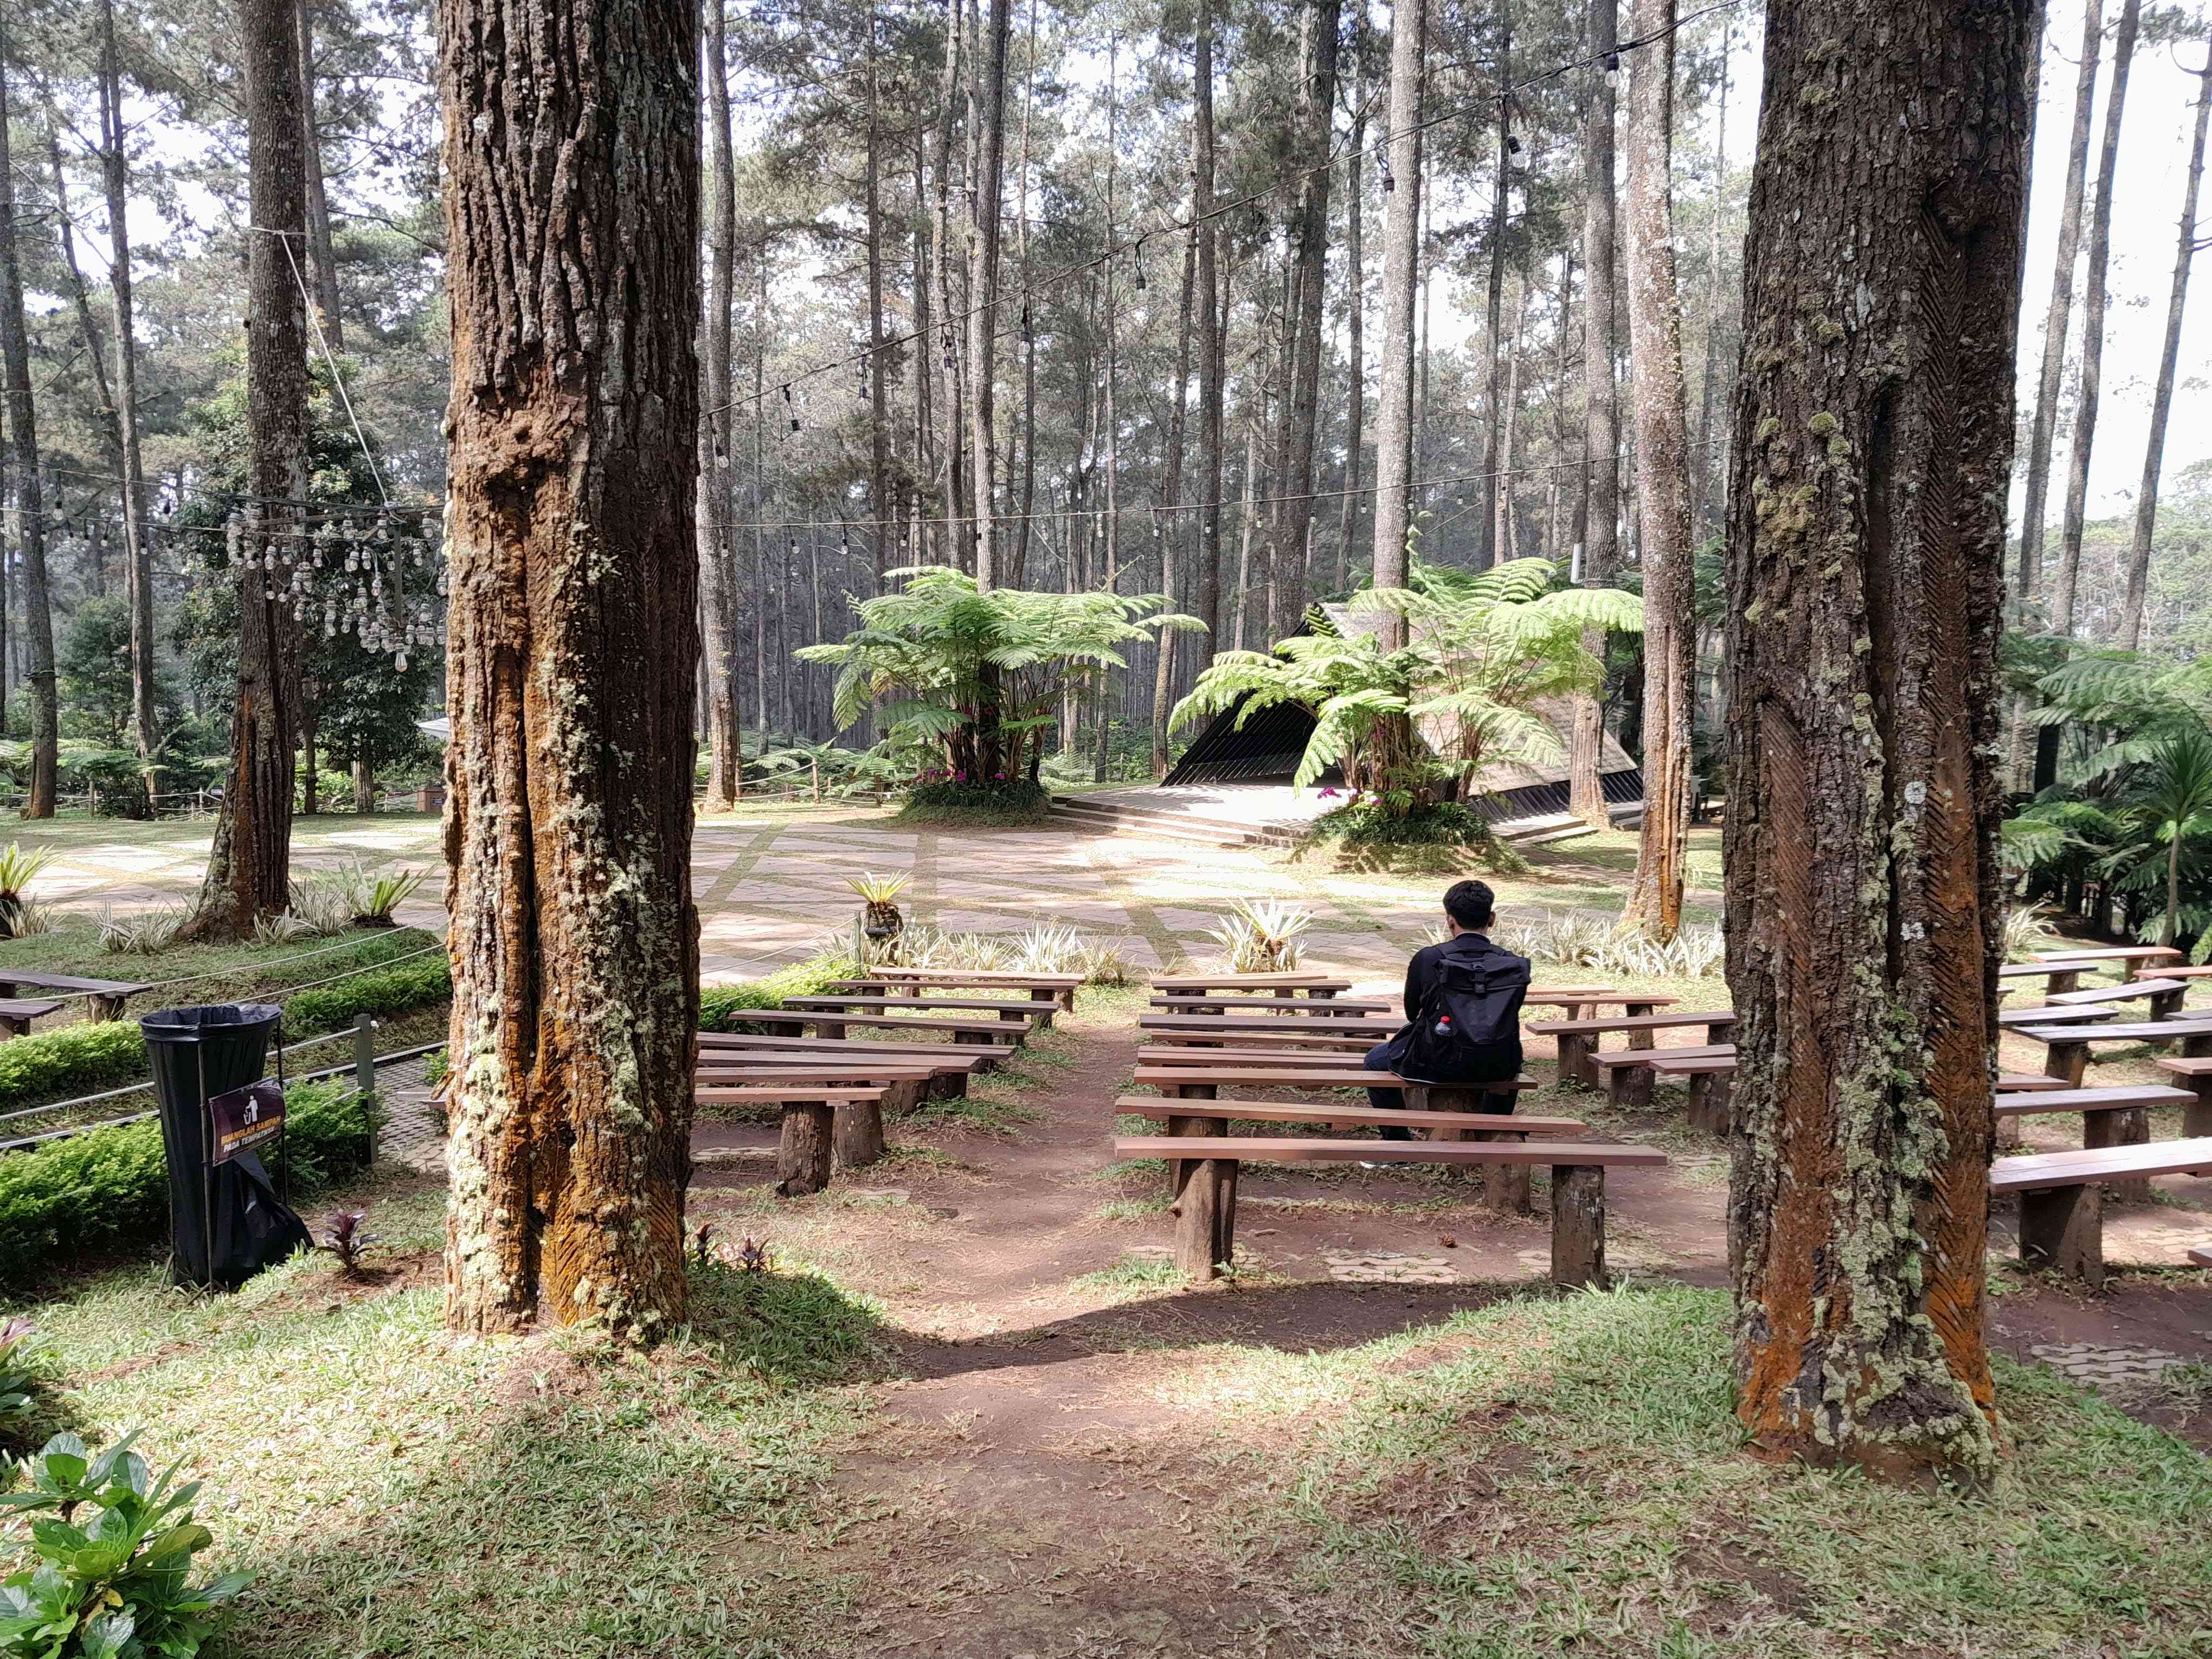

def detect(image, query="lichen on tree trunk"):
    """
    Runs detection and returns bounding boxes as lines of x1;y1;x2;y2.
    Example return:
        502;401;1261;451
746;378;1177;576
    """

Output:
1724;0;2033;1485
439;0;703;1340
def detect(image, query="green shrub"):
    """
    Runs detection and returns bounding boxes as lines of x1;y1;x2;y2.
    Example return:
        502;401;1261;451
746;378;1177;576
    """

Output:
1295;800;1528;874
699;957;853;1033
0;1083;374;1285
0;1430;250;1657
282;954;451;1036
0;948;450;1115
0;1023;148;1110
896;778;1053;826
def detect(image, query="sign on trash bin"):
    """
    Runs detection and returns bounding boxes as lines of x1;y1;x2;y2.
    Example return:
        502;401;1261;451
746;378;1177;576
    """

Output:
208;1078;286;1166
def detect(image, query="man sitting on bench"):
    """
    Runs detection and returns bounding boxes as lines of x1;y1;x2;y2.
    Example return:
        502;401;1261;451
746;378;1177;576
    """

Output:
1362;880;1532;1159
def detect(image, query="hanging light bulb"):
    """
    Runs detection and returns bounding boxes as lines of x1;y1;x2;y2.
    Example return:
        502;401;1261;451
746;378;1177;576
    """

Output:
1380;159;1396;194
1133;237;1147;291
1605;51;1621;84
1020;302;1032;343
783;383;799;432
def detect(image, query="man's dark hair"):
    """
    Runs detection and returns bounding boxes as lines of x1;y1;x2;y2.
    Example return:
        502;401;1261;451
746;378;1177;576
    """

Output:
1443;880;1495;930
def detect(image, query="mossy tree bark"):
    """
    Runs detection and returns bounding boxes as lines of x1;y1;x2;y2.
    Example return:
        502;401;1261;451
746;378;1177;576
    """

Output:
439;0;703;1340
1621;0;1693;942
187;0;309;941
1724;0;2033;1484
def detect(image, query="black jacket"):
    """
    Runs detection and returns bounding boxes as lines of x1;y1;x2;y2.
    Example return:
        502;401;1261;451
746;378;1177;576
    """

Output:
1381;929;1532;1079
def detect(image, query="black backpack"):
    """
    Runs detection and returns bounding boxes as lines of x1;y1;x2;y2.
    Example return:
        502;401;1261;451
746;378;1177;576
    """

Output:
1396;946;1531;1085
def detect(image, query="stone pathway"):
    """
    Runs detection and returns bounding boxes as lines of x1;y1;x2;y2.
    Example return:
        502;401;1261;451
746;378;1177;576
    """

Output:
2030;1342;2194;1392
16;806;1455;987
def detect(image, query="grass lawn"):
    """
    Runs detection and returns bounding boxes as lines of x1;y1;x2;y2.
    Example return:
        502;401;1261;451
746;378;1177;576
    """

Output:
15;1231;2208;1658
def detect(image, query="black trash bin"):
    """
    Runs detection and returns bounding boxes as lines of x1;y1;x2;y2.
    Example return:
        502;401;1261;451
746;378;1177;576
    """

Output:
140;1004;312;1290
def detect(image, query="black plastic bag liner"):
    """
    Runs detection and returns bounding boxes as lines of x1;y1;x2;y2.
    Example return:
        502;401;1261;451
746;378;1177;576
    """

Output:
140;1004;311;1290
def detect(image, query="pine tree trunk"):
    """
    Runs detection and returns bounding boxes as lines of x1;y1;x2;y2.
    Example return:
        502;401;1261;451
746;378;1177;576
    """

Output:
1152;220;1197;779
99;0;159;781
1726;0;2030;1483
1568;0;1619;831
864;11;891;603
1690;22;1730;540
699;0;743;809
51;150;130;570
2018;2;2101;618
1276;0;1342;632
1011;0;1039;590
1370;0;1427;646
189;0;310;941
2118;36;2210;651
2054;0;2141;638
966;0;1012;588
294;0;344;349
439;0;702;1340
1621;0;1693;941
1193;0;1225;665
1480;1;1513;571
1336;16;1368;595
0;34;55;818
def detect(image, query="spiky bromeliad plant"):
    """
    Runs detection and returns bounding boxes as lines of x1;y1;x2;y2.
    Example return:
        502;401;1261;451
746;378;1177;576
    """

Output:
0;845;53;941
1171;558;1643;821
797;566;1205;790
846;871;910;943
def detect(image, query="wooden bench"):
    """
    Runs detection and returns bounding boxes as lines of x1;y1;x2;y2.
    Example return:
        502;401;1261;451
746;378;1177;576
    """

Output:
842;968;1082;1010
2192;1245;2212;1269
2031;944;2184;982
1993;1136;2212;1288
1112;1131;1665;1285
1132;1065;1538;1101
692;1086;888;1194
0;972;153;1022
1116;1091;1593;1217
2153;1056;2212;1134
1999;960;2102;997
1149;973;1351;998
1526;1011;1738;1095
1135;1045;1374;1069
783;993;1052;1027
2047;977;2190;1020
696;1031;993;1093
0;999;65;1039
1645;1053;1735;1132
1993;1083;2198;1180
1591;1044;1733;1107
736;1009;1032;1047
1996;1002;2117;1030
2137;963;2212;982
1149;993;1392;1017
2016;1018;2212;1086
697;1060;940;1114
1522;992;1676;1020
1139;1013;1401;1047
1139;1024;1393;1052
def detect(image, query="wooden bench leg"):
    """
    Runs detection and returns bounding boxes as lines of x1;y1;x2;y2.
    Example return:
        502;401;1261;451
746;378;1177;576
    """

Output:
2084;1108;2152;1203
776;1103;834;1196
88;996;124;1023
1556;1032;1595;1091
1995;1110;2023;1151
2149;988;2185;1021
814;1019;848;1042
1614;1046;1654;1107
1476;1132;1531;1215
1686;1072;1728;1135
0;1015;27;1040
2047;969;2081;996
2181;1076;2212;1139
1551;1165;1606;1288
1173;1153;1237;1278
832;1097;885;1169
1166;1084;1221;1197
2184;1034;2212;1059
2044;1042;2087;1088
2018;1184;2102;1289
